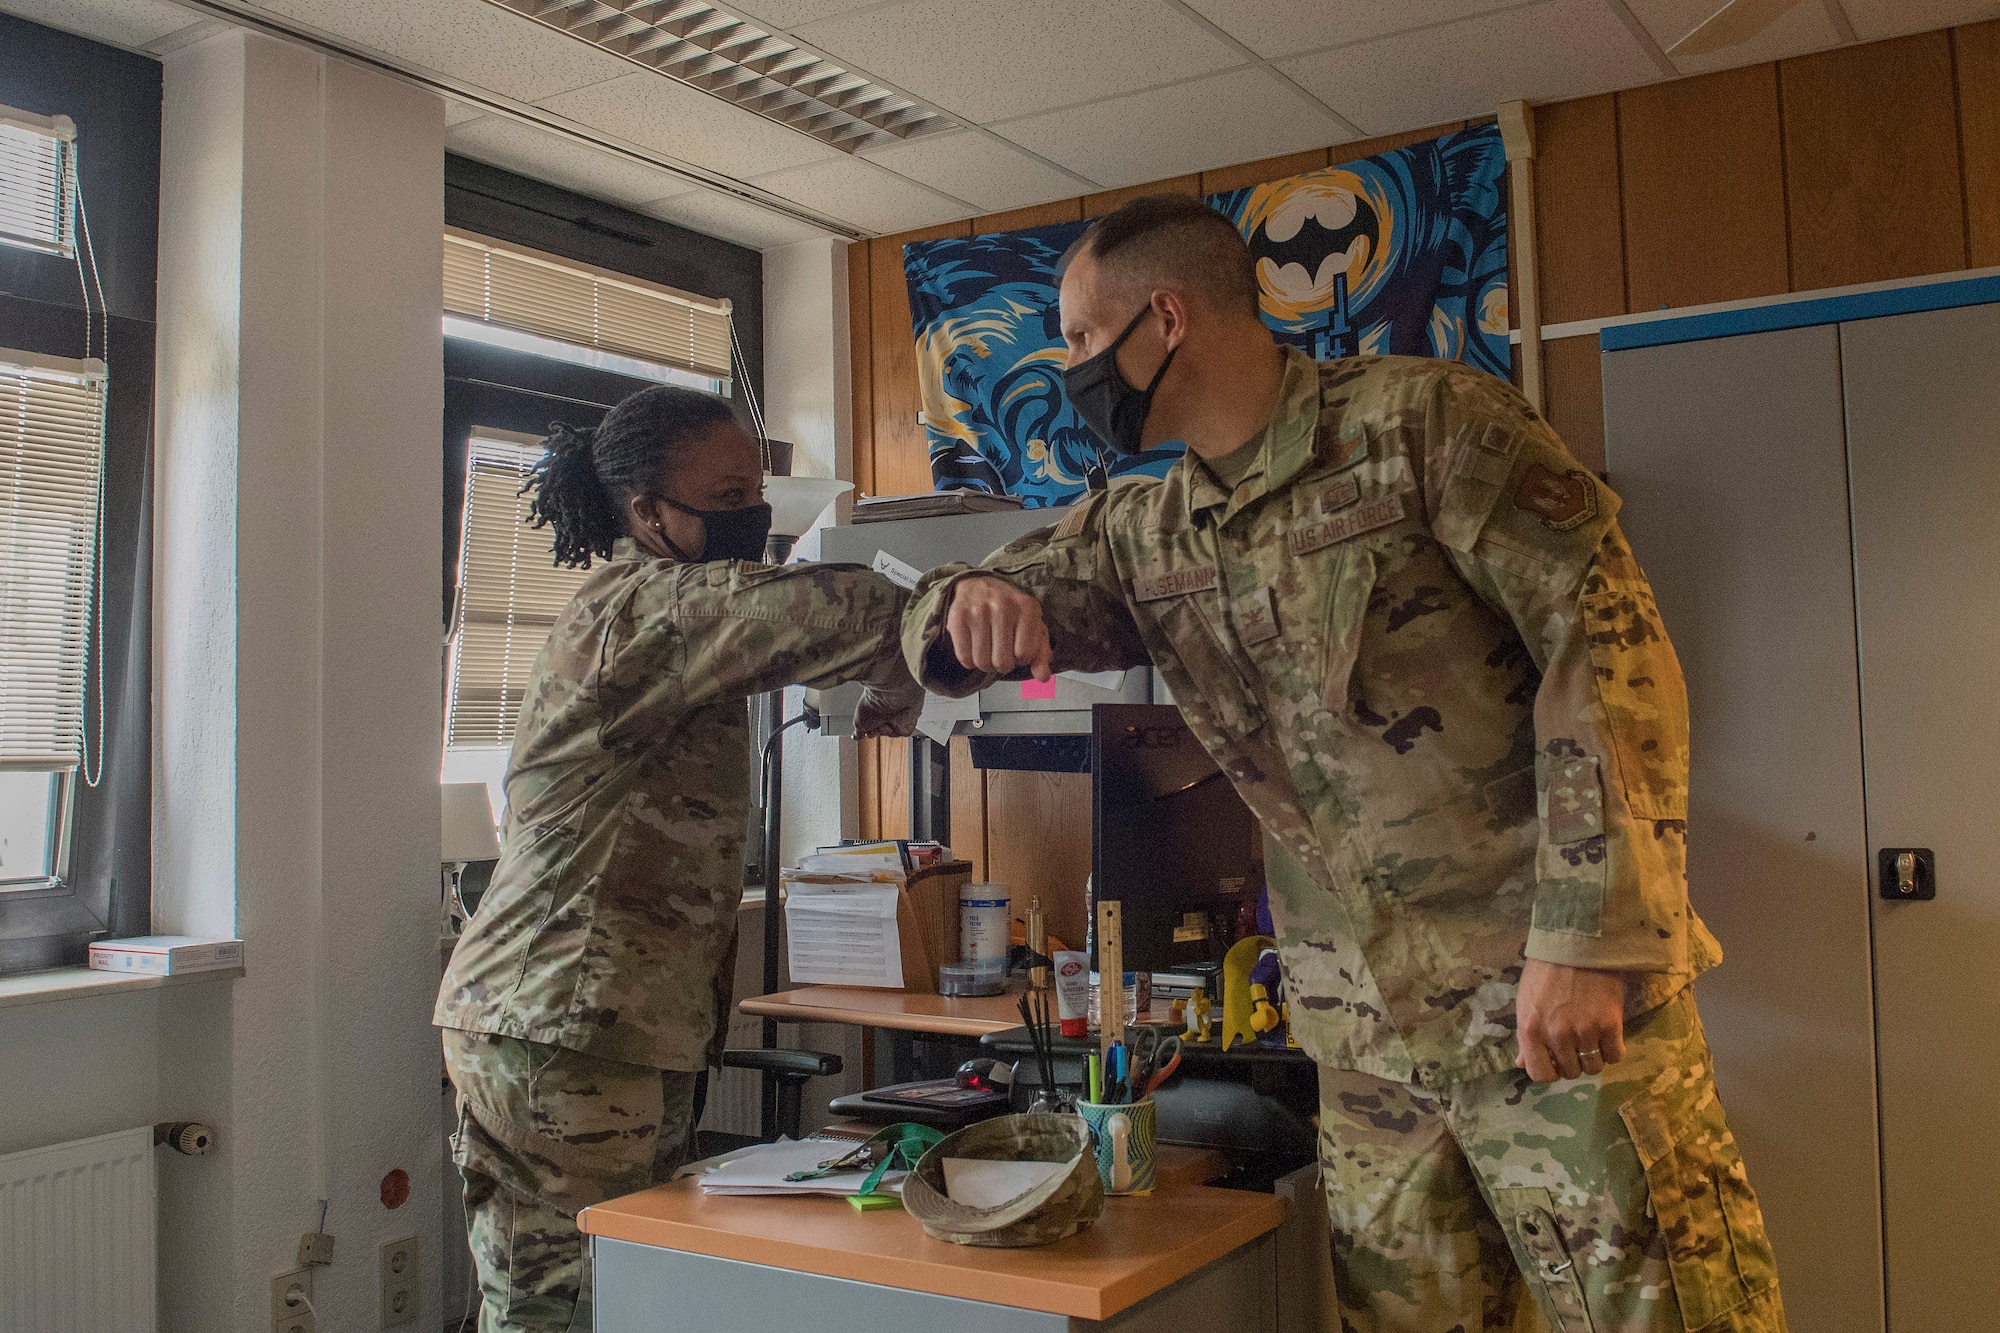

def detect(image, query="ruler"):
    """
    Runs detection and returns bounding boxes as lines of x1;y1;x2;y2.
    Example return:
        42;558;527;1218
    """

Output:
1096;898;1124;1057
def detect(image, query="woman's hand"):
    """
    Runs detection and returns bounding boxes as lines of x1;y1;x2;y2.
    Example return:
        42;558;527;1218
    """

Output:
854;681;925;738
1515;959;1628;1081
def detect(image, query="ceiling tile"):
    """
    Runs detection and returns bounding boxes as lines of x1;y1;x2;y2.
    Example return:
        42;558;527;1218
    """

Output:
250;0;632;102
728;0;883;27
1841;0;2000;41
1629;0;1848;74
0;0;199;49
443;99;487;129
752;155;970;233
535;71;839;180
1177;0;1523;60
997;66;1349;190
1279;0;1663;135
446;116;699;208
637;189;832;249
794;0;1244;124
862;130;1093;211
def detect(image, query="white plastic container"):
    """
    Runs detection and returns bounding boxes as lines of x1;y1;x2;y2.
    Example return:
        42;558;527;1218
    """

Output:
959;881;1011;972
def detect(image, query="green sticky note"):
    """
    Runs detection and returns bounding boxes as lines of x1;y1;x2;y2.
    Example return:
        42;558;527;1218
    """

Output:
848;1193;902;1212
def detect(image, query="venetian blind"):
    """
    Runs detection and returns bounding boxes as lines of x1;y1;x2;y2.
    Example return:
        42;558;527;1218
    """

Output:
0;350;107;770
442;229;733;380
445;433;591;750
0;106;75;257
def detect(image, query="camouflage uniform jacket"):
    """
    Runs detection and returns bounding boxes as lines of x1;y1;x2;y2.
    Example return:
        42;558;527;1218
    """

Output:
437;540;919;1070
907;349;1719;1085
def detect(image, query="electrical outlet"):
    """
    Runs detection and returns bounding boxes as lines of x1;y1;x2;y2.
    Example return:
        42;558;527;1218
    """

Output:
270;1269;315;1333
379;1234;418;1328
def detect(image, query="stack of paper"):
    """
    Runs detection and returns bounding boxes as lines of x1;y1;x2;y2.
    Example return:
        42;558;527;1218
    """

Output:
698;1138;905;1197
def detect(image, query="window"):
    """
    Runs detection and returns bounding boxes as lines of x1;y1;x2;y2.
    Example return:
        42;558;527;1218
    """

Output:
0;104;76;257
443;431;592;808
0;348;107;890
443;229;734;384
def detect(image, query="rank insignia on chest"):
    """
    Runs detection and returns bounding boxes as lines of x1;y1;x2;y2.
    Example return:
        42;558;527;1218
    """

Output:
1306;476;1360;516
1234;587;1280;646
1290;492;1406;556
1513;464;1599;531
1324;428;1369;471
1133;564;1220;602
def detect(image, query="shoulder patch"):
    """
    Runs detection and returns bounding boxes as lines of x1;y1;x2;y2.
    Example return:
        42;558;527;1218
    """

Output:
1512;465;1599;532
1053;490;1109;542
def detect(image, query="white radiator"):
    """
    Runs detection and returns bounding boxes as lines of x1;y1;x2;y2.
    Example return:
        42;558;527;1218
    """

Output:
0;1127;156;1333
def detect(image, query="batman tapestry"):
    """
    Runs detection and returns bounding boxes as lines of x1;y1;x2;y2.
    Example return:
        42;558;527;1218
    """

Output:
904;123;1508;506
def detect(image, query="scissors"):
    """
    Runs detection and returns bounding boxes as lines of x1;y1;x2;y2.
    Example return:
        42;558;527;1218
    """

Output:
1127;1028;1183;1099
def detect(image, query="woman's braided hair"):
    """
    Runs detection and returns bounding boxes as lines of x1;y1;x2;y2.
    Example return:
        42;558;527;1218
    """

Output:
522;384;739;568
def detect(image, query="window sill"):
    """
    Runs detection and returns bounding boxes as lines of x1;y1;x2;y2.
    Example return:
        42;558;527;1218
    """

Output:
0;964;244;1012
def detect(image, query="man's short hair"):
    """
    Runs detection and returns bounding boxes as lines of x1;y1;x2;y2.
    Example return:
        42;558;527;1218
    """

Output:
1060;194;1260;318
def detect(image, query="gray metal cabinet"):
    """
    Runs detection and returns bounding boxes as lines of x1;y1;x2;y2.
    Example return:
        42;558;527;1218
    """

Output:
1602;296;2000;1333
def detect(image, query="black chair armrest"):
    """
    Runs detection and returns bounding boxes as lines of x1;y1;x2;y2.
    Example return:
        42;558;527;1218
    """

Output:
721;1048;843;1079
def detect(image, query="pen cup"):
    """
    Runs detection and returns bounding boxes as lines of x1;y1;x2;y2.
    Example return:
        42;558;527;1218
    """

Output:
1075;1097;1157;1196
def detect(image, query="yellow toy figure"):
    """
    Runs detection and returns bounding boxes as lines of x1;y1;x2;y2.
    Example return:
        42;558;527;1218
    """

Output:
1249;983;1281;1034
1219;935;1277;1051
1185;980;1212;1043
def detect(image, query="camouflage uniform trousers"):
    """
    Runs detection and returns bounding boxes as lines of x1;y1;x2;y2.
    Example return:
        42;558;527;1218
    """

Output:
1318;992;1786;1333
442;1029;699;1333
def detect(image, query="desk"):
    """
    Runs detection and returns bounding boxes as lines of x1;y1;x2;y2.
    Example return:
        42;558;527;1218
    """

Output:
739;984;1179;1038
741;983;1182;1088
582;1146;1283;1332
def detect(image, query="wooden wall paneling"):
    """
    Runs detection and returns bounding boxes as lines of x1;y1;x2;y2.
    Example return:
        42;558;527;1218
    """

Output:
877;737;912;842
1201;148;1332;195
857;736;881;840
1954;20;2000;268
1084;175;1201;217
1329;121;1467;167
1544;335;1607;476
975;199;1085;234
948;735;987;878
984;770;1094;952
867;222;971;498
847;240;874;498
1780;31;1967;291
1534;94;1627;324
1618;65;1790;312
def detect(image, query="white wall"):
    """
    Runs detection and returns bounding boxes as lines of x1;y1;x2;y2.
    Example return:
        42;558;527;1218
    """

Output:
763;237;861;867
0;30;445;1333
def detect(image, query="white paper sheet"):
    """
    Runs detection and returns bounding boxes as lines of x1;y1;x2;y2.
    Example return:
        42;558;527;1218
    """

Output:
784;879;904;987
871;549;924;590
941;1158;1065;1210
917;690;981;746
699;1138;906;1196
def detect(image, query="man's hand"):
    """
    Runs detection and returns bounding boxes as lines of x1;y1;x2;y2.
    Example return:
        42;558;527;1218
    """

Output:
944;575;1054;683
1515;959;1627;1082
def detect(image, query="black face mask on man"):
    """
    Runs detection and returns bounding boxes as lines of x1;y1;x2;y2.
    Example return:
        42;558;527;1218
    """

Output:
1061;303;1178;457
654;494;774;563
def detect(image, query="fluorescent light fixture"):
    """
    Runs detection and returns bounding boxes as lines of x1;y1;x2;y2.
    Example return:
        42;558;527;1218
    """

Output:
481;0;956;153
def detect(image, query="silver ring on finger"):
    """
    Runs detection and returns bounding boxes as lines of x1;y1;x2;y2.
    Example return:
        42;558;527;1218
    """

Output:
1577;1048;1605;1074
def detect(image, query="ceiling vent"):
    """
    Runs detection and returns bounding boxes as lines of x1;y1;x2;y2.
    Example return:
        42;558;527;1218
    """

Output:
483;0;957;153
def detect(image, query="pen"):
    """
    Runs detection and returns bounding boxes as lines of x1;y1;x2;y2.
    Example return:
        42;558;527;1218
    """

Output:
1088;1053;1102;1104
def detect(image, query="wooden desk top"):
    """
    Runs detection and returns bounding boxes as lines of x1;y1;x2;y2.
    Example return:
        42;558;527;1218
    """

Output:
739;983;1176;1037
580;1146;1283;1321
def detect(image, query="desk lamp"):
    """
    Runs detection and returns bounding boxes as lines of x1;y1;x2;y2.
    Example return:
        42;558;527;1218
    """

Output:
441;781;501;931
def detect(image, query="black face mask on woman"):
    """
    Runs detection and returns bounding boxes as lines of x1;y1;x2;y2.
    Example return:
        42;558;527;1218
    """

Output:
655;495;774;563
1061;304;1178;457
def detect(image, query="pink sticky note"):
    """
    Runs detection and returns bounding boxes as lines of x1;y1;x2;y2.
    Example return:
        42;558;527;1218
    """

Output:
1019;678;1057;701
